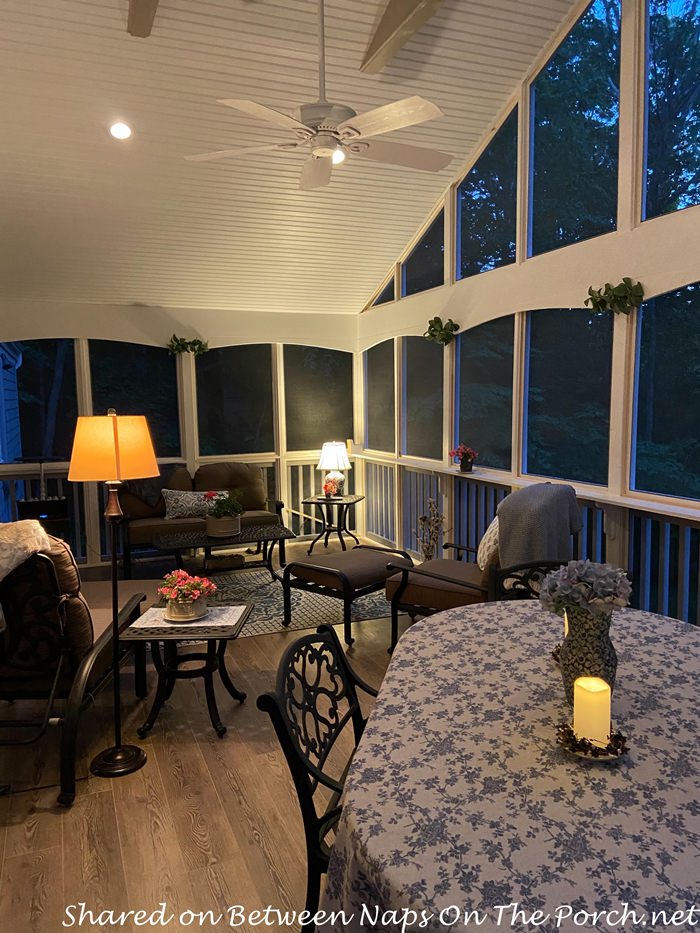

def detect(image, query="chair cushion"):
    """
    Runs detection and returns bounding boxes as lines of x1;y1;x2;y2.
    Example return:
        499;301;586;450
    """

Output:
289;549;410;592
162;489;218;519
193;462;266;511
120;465;192;520
477;517;500;571
128;516;207;545
386;559;487;611
240;510;281;527
44;537;94;663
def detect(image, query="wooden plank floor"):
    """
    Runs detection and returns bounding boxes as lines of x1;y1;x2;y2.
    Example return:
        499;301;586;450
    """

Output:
0;539;404;932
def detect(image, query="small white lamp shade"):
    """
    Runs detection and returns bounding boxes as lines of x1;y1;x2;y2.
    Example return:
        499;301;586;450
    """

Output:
317;441;351;472
68;411;159;482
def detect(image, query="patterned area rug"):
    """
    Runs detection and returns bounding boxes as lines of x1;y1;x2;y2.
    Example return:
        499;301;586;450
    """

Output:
208;568;392;638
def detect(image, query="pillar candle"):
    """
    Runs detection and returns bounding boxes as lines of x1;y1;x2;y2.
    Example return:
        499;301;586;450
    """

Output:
573;676;611;746
564;610;569;637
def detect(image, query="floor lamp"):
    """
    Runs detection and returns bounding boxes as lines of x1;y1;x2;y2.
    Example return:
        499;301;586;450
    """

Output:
68;408;158;778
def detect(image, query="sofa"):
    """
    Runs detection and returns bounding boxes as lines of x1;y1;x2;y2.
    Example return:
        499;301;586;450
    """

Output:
119;462;284;577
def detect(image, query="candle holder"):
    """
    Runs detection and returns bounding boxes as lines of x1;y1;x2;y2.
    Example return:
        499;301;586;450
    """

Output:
556;722;629;762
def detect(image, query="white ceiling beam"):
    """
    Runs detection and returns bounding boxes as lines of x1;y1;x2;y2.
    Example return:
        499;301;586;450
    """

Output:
127;0;160;38
360;0;445;74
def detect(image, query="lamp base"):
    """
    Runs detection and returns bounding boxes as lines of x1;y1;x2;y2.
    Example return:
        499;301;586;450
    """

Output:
325;469;346;494
90;744;147;778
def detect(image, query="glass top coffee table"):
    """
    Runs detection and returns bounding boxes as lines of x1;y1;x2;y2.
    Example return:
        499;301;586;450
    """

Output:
152;523;296;580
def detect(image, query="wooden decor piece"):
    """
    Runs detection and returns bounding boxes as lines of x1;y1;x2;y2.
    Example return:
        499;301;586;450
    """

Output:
361;0;445;74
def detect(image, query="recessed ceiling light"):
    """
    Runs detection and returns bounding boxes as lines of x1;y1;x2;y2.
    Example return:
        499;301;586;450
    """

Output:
109;122;132;140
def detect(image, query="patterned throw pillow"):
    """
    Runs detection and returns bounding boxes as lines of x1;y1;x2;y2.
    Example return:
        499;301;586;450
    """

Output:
162;489;216;520
477;516;499;570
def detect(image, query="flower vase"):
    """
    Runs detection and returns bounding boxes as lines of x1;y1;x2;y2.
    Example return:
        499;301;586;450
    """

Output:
206;515;241;537
559;606;617;706
165;598;207;622
459;456;473;473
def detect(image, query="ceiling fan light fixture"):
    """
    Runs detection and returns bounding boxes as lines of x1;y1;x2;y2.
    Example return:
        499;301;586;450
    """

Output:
332;146;346;165
109;121;132;140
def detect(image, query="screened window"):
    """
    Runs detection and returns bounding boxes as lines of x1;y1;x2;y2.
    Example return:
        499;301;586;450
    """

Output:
529;0;620;256
284;346;353;451
364;340;395;453
402;338;443;460
0;339;78;464
457;108;518;279
402;211;444;297
196;344;274;456
455;317;514;470
645;0;700;219
524;309;613;484
633;283;700;499
373;278;395;306
90;340;181;458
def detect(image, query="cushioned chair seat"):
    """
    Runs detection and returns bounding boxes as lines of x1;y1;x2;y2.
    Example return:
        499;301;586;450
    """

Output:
289;549;406;591
386;559;486;612
240;510;282;527
128;516;208;543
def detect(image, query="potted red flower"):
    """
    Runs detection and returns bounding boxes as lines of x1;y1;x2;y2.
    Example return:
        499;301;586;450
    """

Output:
449;443;479;473
158;569;217;621
204;490;243;537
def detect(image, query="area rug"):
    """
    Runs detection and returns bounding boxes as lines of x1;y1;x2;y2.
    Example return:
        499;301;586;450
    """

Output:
207;568;392;638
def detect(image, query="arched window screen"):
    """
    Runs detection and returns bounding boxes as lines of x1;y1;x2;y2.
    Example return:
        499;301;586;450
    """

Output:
455;317;514;470
90;340;181;458
196;344;274;456
633;283;700;499
402;337;443;460
364;340;395;453
284;346;353;451
457;107;518;280
401;211;444;297
0;339;78;464
645;0;700;220
524;309;613;484
529;0;620;256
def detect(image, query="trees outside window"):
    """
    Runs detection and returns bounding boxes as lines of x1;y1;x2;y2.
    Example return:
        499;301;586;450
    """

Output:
529;0;620;255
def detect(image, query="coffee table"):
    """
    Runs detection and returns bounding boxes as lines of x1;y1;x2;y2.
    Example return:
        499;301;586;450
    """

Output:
124;603;253;738
152;523;296;580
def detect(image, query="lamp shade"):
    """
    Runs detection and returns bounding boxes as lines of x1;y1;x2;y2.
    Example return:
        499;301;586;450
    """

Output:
68;412;159;482
317;441;351;472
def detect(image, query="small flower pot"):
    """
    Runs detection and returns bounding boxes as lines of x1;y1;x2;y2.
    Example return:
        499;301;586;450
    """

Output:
460;456;474;473
165;598;207;622
206;515;241;537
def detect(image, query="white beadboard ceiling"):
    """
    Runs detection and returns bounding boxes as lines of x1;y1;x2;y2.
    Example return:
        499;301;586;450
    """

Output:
0;0;577;315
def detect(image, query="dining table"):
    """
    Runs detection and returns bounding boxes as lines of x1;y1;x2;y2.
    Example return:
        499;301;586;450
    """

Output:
320;602;700;932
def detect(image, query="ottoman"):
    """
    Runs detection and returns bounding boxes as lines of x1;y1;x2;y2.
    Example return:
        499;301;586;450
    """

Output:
282;545;413;646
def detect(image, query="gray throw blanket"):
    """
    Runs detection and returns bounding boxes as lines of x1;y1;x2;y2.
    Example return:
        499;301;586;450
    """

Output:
496;483;581;568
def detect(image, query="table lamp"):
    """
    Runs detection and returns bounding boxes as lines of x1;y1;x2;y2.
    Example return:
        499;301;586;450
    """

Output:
69;409;158;778
317;441;351;494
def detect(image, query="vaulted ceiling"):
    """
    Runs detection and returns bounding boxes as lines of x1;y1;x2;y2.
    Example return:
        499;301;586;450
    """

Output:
0;0;576;315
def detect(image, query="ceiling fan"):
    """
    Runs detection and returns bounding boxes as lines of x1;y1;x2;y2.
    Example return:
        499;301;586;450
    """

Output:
185;0;454;189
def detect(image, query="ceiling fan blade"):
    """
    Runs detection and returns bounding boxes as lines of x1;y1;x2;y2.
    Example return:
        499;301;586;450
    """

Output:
338;95;443;140
299;156;332;190
217;99;312;135
185;143;299;163
354;139;453;172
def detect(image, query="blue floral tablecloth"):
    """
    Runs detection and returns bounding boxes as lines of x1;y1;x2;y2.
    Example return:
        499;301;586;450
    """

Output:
320;604;700;932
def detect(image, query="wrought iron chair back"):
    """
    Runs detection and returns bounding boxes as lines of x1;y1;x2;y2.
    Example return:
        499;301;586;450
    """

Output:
489;560;565;600
257;624;378;923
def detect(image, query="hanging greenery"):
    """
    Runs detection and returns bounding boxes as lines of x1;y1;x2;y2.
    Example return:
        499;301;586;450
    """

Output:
167;334;209;356
584;278;644;316
423;317;460;345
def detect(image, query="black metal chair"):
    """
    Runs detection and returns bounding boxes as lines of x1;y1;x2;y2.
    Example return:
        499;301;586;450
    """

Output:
257;624;378;925
386;554;565;652
0;537;148;806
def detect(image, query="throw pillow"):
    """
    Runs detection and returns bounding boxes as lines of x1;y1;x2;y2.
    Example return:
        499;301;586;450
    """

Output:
477;516;499;571
162;489;217;520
